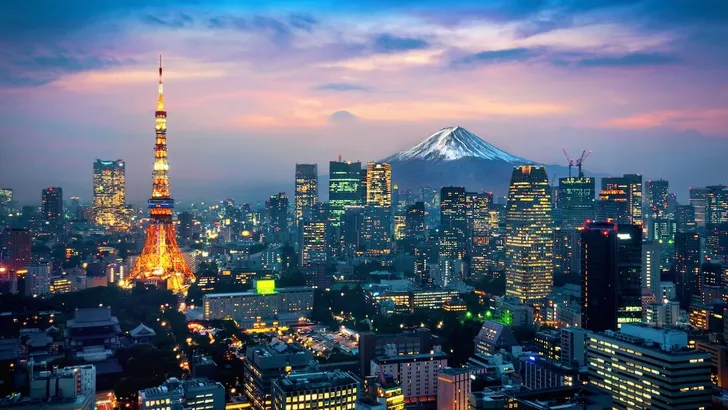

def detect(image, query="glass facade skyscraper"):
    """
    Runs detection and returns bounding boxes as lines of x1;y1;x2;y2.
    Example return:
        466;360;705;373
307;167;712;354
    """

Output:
580;222;642;331
294;163;318;220
602;174;643;225
41;187;63;237
93;159;128;230
366;162;392;209
328;160;362;227
505;166;553;305
558;176;595;228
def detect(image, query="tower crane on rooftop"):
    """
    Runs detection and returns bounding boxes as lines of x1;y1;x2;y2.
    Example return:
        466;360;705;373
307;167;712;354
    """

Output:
576;150;592;177
562;149;574;178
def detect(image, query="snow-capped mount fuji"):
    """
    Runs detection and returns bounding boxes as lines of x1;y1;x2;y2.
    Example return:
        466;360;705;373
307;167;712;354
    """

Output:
383;126;567;196
384;126;532;164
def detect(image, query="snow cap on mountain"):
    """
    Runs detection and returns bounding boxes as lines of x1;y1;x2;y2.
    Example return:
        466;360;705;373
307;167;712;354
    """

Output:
385;126;531;164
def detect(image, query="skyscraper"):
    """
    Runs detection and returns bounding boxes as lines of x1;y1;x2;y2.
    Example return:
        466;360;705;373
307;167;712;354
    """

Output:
266;193;289;244
440;187;468;263
553;227;581;275
596;188;629;224
469;192;493;275
41;187;63;236
440;187;467;231
675;204;696;232
3;227;31;271
128;57;194;294
93;159;128;230
581;222;618;332
690;187;709;227
581;222;642;331
645;179;669;217
705;185;728;225
505;166;553;305
642;241;660;298
616;224;643;327
405;202;425;240
674;232;701;308
366;162;392;209
557;176;595;228
704;185;728;260
363;204;391;256
300;203;327;267
328;160;362;227
0;188;12;206
602;174;642;225
294;164;318;220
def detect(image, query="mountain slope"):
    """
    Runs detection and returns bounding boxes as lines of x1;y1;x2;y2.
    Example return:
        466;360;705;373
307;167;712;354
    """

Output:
384;126;532;163
383;126;569;196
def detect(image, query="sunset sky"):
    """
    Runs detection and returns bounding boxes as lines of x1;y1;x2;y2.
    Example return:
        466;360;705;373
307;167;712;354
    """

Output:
1;0;727;203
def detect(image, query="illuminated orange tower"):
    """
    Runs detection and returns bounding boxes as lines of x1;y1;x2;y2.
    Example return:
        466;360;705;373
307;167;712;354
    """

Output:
128;56;195;294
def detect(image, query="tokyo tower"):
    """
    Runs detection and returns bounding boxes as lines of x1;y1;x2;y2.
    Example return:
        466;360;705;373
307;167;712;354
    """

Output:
127;56;195;294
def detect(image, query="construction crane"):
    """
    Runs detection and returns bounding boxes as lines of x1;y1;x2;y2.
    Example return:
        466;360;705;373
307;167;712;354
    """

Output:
562;149;574;178
576;150;592;177
563;149;592;178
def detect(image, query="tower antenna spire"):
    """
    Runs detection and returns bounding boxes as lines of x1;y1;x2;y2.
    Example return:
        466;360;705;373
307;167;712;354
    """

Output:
157;54;164;111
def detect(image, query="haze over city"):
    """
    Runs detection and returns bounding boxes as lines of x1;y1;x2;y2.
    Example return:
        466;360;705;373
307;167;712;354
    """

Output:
2;0;727;202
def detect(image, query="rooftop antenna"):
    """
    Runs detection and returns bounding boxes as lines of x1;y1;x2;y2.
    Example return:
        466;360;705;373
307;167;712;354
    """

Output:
576;150;592;177
562;149;574;178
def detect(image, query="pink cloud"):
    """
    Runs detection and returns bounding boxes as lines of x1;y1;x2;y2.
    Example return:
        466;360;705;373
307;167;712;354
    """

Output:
603;108;728;134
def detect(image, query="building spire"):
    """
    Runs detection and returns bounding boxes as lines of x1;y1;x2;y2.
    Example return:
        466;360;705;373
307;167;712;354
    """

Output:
157;54;164;112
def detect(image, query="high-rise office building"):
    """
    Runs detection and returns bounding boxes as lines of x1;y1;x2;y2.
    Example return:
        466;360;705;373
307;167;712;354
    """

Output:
328;160;362;227
596;188;629;224
553;227;581;276
558;177;595;228
342;206;364;256
439;187;468;263
505;166;553;305
602;174;642;225
616;224;643;327
581;222;618;332
271;370;359;410
41;187;63;236
294;164;318;220
705;185;728;225
300;203;327;267
587;324;711;410
581;222;642;331
675;204;696;232
652;217;676;268
93;159;128;230
366;162;392;209
3;228;31;271
645;179;669;217
705;223;728;261
266;193;289;244
0;188;12;206
440;187;467;231
27;263;51;297
642;241;660;297
363;204;391;256
674;232;701;308
690;187;709;227
404;202;425;242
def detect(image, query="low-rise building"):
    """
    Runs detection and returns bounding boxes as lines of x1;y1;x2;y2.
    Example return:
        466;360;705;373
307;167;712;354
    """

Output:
586;323;711;409
271;370;359;410
203;279;314;328
370;346;447;406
